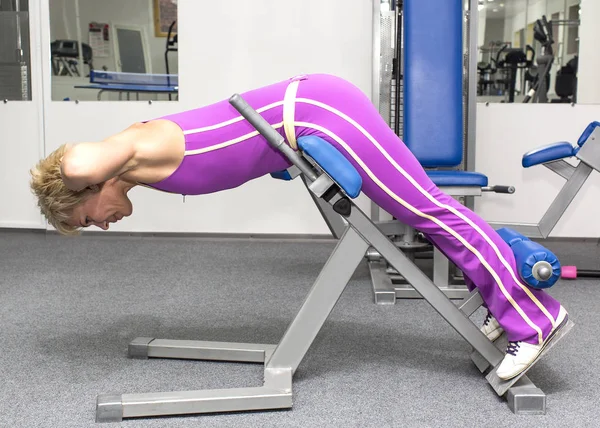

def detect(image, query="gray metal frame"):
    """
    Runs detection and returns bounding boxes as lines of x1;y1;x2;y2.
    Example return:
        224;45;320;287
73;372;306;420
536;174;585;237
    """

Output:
301;174;347;239
97;226;368;422
94;94;573;423
370;0;398;222
367;184;491;304
464;0;479;208
95;177;565;422
490;127;600;238
371;0;382;222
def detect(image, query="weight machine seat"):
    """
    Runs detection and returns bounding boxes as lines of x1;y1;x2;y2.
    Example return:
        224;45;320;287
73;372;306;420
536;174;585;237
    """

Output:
426;170;488;187
522;142;577;168
522;121;600;168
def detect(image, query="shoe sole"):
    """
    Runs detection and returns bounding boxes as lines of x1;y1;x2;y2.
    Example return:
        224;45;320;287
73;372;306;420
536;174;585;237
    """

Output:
488;328;504;342
498;311;570;381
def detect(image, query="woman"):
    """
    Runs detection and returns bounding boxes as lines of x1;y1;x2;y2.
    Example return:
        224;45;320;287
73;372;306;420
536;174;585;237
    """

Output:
30;73;568;380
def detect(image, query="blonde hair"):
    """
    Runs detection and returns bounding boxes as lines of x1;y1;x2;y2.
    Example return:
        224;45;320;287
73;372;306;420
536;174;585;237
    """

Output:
29;144;95;235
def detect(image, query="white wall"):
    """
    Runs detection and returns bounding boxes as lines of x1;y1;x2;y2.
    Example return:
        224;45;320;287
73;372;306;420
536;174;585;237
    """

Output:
577;0;600;104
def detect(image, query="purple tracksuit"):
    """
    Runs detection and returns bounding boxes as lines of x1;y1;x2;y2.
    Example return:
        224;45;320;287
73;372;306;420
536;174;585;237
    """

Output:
146;73;562;345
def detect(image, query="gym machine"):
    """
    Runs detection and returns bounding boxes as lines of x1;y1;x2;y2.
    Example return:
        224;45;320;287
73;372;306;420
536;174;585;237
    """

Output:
553;55;578;104
550;16;580;104
50;40;93;77
477;42;504;97
369;0;515;303
490;121;600;239
0;0;31;100
523;16;555;104
94;92;573;423
495;44;535;103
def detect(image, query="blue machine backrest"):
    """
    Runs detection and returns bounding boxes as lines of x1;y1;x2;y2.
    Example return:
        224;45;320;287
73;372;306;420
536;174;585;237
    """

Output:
404;0;463;167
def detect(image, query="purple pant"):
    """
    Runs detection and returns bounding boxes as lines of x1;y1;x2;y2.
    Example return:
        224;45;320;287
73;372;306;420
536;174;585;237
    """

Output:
149;74;562;345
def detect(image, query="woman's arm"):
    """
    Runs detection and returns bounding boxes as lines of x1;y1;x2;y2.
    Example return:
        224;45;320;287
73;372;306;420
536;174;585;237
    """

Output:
60;137;136;191
60;120;184;191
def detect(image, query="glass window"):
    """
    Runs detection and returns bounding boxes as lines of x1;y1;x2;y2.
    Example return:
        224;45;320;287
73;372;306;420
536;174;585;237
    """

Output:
478;0;581;104
49;0;179;102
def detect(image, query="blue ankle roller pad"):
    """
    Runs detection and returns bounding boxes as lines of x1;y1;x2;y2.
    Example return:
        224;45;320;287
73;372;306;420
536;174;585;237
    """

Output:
496;228;561;289
404;0;463;167
522;142;576;168
577;121;600;147
297;136;362;198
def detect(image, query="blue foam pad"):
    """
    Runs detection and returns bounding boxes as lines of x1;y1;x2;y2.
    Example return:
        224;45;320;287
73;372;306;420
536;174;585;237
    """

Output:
426;171;488;187
522;142;575;168
404;0;463;167
496;227;526;246
297;136;362;198
577;121;600;147
496;228;561;289
270;170;292;181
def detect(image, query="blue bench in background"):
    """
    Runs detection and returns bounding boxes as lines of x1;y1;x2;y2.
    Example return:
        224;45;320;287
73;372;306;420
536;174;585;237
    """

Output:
74;70;179;101
490;121;600;238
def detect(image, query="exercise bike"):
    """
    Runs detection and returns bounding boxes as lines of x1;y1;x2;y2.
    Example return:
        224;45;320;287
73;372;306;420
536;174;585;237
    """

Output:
523;16;555;103
552;56;578;104
495;44;535;103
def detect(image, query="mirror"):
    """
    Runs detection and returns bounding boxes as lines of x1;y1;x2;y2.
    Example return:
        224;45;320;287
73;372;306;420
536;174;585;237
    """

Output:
477;0;580;104
49;0;179;102
0;0;32;101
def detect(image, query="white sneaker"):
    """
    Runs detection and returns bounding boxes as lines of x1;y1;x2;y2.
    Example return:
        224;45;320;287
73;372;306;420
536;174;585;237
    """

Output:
481;311;504;342
496;306;569;380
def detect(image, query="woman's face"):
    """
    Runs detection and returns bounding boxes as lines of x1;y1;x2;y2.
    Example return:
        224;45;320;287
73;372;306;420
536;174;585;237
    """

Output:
69;179;133;230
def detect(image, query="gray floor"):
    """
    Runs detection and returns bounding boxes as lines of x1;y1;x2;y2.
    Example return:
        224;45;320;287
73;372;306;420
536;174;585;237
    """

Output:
1;231;598;428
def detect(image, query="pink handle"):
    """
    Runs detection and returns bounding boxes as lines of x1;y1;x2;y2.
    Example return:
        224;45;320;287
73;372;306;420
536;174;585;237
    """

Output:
561;265;577;279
